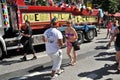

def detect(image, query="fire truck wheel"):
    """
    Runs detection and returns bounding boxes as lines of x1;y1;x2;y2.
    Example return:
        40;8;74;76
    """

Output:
85;29;95;41
0;45;4;60
61;32;67;48
77;31;84;44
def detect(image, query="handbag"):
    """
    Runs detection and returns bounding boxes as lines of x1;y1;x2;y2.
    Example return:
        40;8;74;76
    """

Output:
71;41;80;51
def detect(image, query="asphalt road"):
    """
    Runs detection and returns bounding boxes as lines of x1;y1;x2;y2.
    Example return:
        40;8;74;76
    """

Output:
0;29;119;80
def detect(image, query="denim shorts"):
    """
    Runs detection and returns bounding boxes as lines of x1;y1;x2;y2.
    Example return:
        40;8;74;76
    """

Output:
115;46;120;51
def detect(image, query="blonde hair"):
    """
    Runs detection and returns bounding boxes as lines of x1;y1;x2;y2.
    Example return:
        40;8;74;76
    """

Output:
114;20;119;26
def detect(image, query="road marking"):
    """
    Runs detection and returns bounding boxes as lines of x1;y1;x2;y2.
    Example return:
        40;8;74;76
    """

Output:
80;73;98;80
27;54;47;60
16;71;51;80
106;48;115;52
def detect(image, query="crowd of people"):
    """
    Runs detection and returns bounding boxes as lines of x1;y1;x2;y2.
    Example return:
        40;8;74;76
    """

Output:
19;17;120;79
19;18;120;79
8;0;120;77
29;0;87;11
52;0;86;10
19;18;80;78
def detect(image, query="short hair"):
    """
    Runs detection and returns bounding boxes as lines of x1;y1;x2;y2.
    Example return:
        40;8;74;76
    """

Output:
66;21;72;24
114;20;118;23
25;20;30;24
53;22;59;26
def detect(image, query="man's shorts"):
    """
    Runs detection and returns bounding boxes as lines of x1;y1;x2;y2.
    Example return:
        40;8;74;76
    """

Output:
115;46;120;51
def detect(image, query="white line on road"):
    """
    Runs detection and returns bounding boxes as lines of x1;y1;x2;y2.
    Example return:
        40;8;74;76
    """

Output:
14;71;51;80
106;48;115;52
27;54;47;60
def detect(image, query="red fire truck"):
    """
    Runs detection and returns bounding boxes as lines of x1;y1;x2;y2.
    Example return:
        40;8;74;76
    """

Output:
0;0;102;59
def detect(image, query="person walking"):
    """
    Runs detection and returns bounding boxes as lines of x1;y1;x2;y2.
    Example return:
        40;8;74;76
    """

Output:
20;20;37;61
107;24;120;74
110;20;119;36
105;20;113;39
42;20;64;78
65;21;79;66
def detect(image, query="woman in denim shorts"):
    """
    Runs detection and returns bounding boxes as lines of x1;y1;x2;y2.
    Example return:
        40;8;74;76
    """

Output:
107;24;120;74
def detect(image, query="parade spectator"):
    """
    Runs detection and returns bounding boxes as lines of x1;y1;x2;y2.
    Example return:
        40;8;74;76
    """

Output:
107;23;120;74
20;20;37;61
31;0;37;5
110;20;119;36
105;20;113;39
76;0;82;11
42;19;64;78
65;21;79;66
49;0;53;6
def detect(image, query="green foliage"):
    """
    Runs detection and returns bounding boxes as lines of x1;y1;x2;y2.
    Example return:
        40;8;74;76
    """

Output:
37;0;46;6
92;0;119;13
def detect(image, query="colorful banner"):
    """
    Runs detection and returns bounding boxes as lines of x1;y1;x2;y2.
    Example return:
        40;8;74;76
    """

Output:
2;1;10;28
52;13;71;21
22;13;50;23
73;16;98;23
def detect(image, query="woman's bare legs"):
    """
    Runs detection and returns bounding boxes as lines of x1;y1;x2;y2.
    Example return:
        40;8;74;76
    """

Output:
72;49;77;65
67;46;72;64
116;51;120;70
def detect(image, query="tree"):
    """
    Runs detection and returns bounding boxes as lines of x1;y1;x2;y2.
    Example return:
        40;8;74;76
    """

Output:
92;0;119;13
37;0;46;6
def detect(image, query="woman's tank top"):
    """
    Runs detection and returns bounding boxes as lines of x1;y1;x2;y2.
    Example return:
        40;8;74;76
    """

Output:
115;27;120;47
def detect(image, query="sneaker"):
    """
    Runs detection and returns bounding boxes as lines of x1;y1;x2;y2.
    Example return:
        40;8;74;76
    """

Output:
116;69;120;74
56;69;64;75
31;56;37;60
51;74;58;79
20;56;27;61
115;62;119;65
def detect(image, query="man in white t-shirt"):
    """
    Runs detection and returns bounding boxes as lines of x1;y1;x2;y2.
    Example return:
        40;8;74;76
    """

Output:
42;21;64;78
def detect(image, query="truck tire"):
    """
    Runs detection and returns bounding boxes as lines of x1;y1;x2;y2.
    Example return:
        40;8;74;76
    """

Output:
85;29;95;41
77;31;84;44
62;32;67;48
0;45;3;60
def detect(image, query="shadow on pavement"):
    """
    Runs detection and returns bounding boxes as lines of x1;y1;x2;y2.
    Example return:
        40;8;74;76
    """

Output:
95;56;116;62
0;58;38;65
0;60;24;65
94;52;116;62
78;49;118;80
28;59;69;73
94;52;115;57
8;62;52;80
95;45;108;50
78;63;118;80
8;59;69;80
95;40;109;43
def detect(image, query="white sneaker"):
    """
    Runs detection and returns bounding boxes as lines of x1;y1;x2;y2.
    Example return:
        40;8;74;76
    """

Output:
51;74;59;79
57;69;64;75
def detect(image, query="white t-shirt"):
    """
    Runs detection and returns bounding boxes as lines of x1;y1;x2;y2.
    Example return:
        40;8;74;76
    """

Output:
44;28;63;54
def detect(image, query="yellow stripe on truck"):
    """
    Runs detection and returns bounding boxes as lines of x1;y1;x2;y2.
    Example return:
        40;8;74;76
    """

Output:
22;13;50;23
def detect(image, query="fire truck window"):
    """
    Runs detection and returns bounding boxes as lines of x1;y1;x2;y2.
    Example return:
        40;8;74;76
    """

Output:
24;0;31;5
8;4;18;31
24;0;37;5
